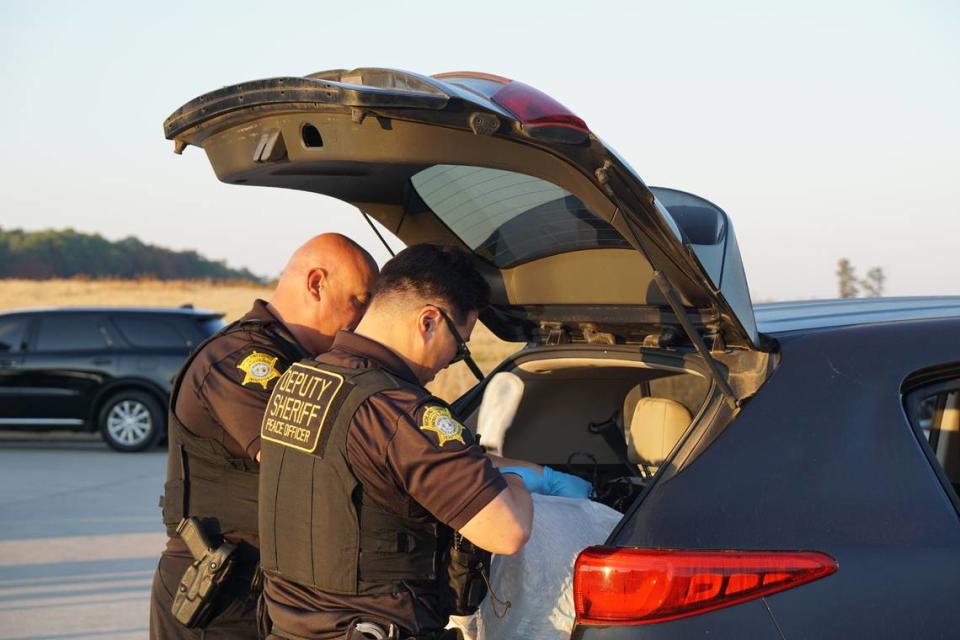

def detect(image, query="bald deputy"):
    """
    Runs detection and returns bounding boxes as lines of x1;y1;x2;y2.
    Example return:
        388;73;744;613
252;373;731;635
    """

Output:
149;234;378;640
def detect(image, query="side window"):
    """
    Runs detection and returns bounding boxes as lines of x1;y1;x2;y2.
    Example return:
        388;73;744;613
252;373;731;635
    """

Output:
915;389;960;490
648;372;712;416
196;316;226;339
0;316;29;352
905;372;960;507
34;315;111;352
112;315;190;348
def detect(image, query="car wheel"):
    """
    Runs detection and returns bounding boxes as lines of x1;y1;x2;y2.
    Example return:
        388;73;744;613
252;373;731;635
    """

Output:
98;391;164;452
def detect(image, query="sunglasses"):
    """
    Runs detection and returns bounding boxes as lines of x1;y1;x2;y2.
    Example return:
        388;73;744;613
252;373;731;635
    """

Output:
434;306;470;364
433;306;484;381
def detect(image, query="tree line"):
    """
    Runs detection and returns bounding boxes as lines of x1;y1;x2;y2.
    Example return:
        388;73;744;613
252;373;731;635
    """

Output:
0;227;262;282
837;258;885;298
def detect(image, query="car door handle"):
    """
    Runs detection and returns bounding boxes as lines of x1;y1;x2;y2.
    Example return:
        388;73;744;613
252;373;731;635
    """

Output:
0;359;18;367
90;357;113;366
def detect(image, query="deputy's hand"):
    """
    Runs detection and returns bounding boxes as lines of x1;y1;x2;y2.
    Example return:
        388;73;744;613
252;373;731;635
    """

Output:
500;466;593;499
541;467;593;499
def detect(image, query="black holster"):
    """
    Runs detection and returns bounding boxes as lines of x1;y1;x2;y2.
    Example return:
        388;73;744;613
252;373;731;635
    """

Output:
170;517;239;628
439;532;490;616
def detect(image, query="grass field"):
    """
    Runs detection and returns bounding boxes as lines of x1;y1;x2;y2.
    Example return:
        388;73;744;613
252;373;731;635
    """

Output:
0;279;522;401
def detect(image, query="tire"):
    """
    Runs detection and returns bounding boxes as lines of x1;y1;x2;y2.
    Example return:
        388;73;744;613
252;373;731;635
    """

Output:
98;390;164;452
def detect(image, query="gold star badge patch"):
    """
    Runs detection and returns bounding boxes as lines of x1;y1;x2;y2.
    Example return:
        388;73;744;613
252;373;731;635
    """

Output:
236;351;281;389
420;406;466;447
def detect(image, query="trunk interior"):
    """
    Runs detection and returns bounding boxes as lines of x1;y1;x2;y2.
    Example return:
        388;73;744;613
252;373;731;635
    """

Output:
458;346;714;513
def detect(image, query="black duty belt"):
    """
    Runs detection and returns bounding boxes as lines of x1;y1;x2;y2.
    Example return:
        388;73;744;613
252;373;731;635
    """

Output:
269;622;463;640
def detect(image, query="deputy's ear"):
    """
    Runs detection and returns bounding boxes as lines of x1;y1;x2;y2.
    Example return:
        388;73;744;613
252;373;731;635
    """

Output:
418;306;441;336
306;268;327;301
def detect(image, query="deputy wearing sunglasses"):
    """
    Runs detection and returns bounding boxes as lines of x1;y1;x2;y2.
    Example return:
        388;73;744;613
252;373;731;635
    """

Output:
257;244;588;640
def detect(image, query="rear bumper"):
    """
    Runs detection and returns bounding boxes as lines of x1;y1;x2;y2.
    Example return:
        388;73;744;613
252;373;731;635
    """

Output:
571;597;782;639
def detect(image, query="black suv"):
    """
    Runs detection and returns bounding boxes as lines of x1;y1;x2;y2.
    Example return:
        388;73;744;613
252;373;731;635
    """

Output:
0;307;224;451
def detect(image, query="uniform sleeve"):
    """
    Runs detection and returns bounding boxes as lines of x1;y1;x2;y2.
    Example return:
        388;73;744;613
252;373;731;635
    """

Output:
198;347;291;460
385;400;508;531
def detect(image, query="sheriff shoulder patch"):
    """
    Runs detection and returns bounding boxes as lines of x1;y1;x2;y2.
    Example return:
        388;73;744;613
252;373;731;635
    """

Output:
236;351;281;389
419;405;466;448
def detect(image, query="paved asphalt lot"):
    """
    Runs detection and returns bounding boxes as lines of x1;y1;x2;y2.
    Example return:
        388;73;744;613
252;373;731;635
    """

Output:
0;432;167;639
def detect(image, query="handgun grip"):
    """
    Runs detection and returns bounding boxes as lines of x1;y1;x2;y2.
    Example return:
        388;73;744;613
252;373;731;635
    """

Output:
176;517;214;561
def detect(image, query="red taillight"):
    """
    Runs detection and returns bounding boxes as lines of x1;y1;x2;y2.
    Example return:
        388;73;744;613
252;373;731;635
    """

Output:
574;546;837;626
433;72;590;144
491;81;589;143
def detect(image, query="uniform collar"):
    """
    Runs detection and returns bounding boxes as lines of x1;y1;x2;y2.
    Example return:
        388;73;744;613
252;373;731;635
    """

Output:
246;299;279;323
244;299;310;356
330;330;421;386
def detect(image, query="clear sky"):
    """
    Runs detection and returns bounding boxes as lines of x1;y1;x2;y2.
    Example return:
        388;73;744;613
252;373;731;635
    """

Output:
0;1;956;301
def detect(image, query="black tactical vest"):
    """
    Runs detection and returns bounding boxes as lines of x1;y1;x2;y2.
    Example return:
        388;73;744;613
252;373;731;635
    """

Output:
259;361;445;595
161;319;309;538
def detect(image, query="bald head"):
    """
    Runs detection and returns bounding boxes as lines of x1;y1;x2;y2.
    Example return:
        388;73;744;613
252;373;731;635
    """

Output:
269;233;378;355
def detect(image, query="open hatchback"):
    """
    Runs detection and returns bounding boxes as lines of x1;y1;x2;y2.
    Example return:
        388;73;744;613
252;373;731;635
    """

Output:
165;63;778;500
165;68;765;357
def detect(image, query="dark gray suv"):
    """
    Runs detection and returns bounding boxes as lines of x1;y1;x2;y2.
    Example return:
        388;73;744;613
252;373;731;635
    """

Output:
0;306;223;451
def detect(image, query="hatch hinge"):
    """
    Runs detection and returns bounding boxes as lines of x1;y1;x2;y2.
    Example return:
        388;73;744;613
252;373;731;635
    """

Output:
709;331;726;353
581;323;615;345
595;160;613;189
469;112;501;136
642;326;678;349
351;107;368;124
541;321;569;346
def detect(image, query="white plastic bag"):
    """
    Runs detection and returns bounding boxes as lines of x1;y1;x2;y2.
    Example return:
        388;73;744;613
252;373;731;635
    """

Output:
475;494;622;640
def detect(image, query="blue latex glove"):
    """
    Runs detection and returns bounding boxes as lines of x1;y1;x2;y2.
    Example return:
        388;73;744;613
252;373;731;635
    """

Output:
500;466;544;494
542;466;593;499
501;466;593;499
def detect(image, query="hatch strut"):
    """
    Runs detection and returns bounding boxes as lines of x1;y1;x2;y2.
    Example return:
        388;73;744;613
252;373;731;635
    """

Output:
597;168;739;410
650;270;739;410
359;211;396;257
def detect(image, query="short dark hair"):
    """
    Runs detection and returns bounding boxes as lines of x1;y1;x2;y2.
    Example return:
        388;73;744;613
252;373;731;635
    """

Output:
372;244;491;324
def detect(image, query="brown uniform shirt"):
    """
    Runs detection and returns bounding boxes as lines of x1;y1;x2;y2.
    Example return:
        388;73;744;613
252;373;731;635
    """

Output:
264;331;508;639
166;299;306;552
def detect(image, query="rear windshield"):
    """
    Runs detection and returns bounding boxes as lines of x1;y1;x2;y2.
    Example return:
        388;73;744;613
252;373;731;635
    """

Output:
410;165;630;267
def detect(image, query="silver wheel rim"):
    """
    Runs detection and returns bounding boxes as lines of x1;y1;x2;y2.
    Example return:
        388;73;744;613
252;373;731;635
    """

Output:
106;400;152;446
